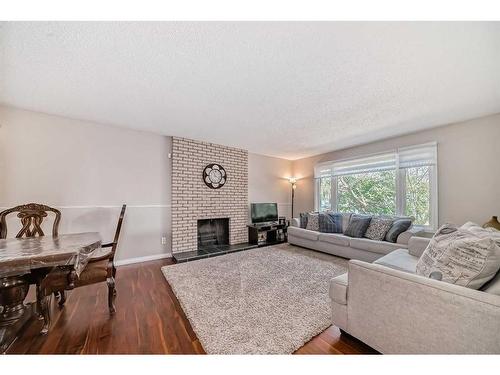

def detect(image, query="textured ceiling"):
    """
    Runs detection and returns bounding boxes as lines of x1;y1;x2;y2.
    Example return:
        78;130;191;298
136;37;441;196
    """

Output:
1;22;499;160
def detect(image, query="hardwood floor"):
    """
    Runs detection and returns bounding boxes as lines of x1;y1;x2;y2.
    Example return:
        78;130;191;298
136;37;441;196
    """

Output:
8;259;376;354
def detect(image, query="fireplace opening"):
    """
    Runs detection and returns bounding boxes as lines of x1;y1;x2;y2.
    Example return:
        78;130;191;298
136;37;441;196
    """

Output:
197;218;229;250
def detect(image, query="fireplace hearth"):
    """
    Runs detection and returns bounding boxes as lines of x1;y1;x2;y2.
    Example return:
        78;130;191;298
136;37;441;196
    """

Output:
171;218;257;263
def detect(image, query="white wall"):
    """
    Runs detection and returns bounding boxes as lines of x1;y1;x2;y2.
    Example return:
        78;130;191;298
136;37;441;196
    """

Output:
292;113;500;227
248;153;293;219
0;105;293;263
0;105;172;264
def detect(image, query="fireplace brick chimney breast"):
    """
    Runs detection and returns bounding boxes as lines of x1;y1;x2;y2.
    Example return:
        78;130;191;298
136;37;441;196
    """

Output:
171;137;248;253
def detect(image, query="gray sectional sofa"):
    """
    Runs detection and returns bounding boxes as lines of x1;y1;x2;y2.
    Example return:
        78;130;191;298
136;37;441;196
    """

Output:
289;216;500;353
288;218;419;262
330;236;500;354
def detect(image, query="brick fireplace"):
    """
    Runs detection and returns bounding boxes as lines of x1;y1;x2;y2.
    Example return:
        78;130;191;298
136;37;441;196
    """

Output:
171;137;248;254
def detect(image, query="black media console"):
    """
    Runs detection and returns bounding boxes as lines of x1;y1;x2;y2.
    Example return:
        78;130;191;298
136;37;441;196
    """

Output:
247;223;288;247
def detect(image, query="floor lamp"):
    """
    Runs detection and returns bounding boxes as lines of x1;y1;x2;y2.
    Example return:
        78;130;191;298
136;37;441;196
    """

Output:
288;177;297;219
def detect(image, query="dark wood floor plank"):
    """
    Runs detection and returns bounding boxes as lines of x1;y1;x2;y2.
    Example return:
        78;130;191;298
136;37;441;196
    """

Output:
8;259;376;355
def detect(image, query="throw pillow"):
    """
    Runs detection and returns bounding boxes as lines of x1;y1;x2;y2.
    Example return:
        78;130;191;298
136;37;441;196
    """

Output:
385;219;412;243
340;213;353;233
344;214;372;238
319;212;343;233
364;217;394;241
305;212;320;231
299;212;309;229
415;222;500;289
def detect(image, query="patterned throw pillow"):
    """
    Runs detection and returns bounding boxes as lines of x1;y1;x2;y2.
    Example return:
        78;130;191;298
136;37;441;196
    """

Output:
319;212;342;233
344;214;372;238
305;212;320;231
385;219;412;242
416;223;500;289
299;213;309;229
364;217;394;241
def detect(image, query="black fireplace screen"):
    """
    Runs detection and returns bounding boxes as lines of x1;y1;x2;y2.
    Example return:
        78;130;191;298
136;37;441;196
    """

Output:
197;218;229;249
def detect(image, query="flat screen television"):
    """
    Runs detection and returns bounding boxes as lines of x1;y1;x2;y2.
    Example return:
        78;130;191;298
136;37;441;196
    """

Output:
251;203;278;224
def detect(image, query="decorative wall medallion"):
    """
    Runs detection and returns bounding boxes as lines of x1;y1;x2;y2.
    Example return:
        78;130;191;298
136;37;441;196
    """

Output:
203;164;227;189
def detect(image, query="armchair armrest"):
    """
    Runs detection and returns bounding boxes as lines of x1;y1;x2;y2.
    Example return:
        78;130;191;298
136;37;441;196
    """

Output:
88;242;117;262
291;218;300;227
345;260;500;354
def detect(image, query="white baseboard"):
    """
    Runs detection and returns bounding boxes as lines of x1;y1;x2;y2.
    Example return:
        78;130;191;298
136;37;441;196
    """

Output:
115;253;172;267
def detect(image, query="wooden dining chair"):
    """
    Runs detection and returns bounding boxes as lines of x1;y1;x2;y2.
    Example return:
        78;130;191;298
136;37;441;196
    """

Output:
0;203;62;330
44;204;126;314
0;203;61;239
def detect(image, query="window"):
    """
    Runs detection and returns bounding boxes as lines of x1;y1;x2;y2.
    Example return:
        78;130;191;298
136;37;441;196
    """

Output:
314;143;437;229
319;177;332;212
337;170;396;215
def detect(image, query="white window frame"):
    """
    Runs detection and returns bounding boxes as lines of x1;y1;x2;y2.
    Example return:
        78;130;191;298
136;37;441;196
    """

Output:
314;143;438;231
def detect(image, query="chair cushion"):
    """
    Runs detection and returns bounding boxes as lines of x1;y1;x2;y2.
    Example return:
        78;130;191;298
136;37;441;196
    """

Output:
349;237;404;255
319;212;342;233
318;233;350;247
288;226;319;241
374;249;419;274
75;259;109;287
344;214;372;238
305;212;320;231
329;272;348;305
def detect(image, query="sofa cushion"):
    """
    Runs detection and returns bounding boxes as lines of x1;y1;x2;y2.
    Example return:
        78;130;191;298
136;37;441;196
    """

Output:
416;222;500;289
318;233;350;247
344;214;372;238
480;269;500;296
329;272;348;305
365;217;394;241
341;213;353;233
305;212;320;231
319;212;342;233
385;218;412;242
288;226;319;241
408;236;431;257
374;249;418;274
349;237;404;255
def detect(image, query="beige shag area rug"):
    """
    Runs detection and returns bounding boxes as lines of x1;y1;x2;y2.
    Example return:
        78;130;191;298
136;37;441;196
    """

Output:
161;243;348;354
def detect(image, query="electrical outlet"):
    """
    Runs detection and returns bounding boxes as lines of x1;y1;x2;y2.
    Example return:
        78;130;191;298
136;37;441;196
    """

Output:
161;236;167;245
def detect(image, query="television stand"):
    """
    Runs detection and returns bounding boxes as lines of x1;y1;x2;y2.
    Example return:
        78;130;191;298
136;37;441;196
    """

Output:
247;223;288;247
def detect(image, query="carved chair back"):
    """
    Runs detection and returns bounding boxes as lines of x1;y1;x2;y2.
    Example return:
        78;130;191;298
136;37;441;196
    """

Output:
108;204;126;261
0;203;61;239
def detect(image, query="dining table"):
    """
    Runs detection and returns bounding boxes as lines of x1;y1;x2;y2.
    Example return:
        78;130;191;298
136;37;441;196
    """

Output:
0;232;102;353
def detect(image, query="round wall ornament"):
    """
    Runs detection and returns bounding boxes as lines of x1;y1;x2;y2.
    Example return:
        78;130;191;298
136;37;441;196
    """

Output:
203;164;227;189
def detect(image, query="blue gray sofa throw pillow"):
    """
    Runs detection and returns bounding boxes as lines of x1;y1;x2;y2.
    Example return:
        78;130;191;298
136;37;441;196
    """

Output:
385;219;412;242
344;214;372;238
299;213;309;229
319;212;343;233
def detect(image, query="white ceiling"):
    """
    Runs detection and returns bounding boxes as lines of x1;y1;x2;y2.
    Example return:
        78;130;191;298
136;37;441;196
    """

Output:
1;22;500;160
